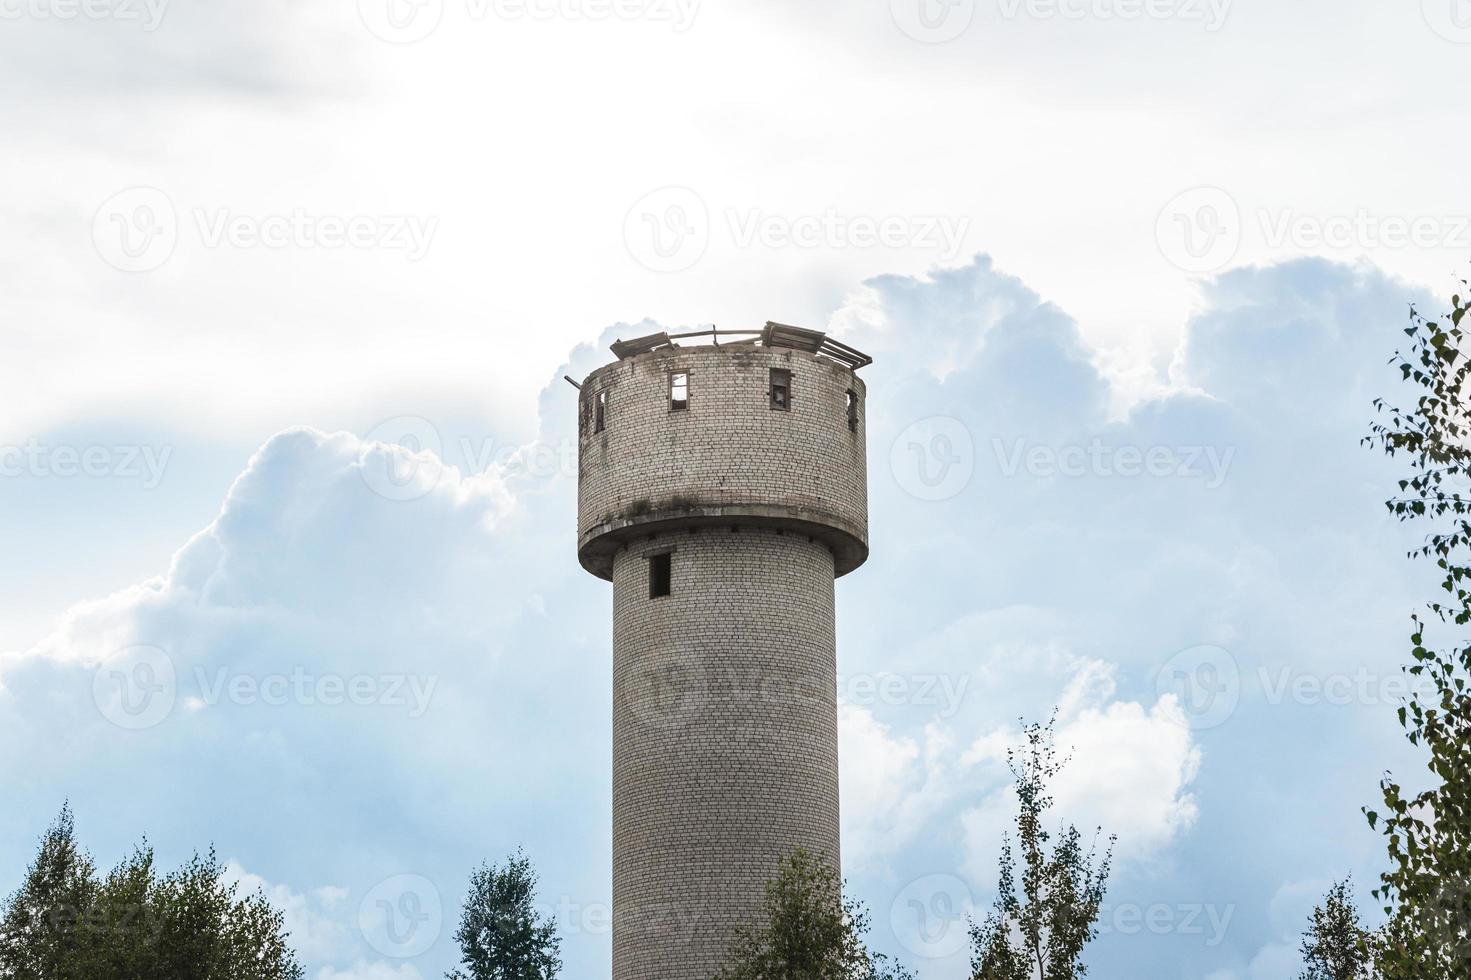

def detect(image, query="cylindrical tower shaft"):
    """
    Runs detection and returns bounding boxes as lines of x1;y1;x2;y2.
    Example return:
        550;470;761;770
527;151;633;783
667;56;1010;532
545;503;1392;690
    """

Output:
612;528;840;980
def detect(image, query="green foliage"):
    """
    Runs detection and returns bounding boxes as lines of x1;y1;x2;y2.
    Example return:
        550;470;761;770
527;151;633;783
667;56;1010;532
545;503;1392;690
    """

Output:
0;805;304;980
1298;880;1377;980
713;848;913;980
1363;291;1471;977
968;718;1114;980
447;850;561;980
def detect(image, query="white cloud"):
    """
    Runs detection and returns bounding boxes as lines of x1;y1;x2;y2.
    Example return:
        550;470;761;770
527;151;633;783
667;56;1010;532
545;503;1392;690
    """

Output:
958;681;1201;883
224;861;354;965
840;706;954;872
841;653;1201;877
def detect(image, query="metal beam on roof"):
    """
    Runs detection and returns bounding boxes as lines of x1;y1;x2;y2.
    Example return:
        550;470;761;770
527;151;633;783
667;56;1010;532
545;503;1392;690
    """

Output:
609;332;675;360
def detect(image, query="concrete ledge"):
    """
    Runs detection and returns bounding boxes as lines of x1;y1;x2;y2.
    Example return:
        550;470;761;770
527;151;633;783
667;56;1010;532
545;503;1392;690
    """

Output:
579;504;869;580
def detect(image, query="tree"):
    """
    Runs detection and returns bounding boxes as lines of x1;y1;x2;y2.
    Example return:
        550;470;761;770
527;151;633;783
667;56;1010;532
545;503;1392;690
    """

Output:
968;718;1114;980
1363;289;1471;977
0;805;96;979
0;806;304;980
1298;880;1377;980
713;848;913;980
447;850;561;980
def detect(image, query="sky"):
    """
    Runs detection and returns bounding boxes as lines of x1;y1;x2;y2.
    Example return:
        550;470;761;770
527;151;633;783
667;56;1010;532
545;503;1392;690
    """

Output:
2;2;1469;978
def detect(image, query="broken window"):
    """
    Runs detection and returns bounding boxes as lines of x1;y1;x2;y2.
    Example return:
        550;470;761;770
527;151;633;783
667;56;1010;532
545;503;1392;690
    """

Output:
846;389;859;432
670;371;689;412
595;390;607;433
649;552;672;598
769;369;791;411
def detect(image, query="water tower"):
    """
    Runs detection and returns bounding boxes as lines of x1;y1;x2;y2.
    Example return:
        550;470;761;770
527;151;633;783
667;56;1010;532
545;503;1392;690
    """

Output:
576;322;871;980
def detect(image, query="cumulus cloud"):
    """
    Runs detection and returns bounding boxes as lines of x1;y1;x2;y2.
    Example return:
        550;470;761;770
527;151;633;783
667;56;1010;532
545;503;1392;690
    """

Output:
963;676;1200;879
224;861;354;965
0;421;597;977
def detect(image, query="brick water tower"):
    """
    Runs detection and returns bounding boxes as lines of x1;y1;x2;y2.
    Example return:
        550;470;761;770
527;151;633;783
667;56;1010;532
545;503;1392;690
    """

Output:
575;322;872;980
